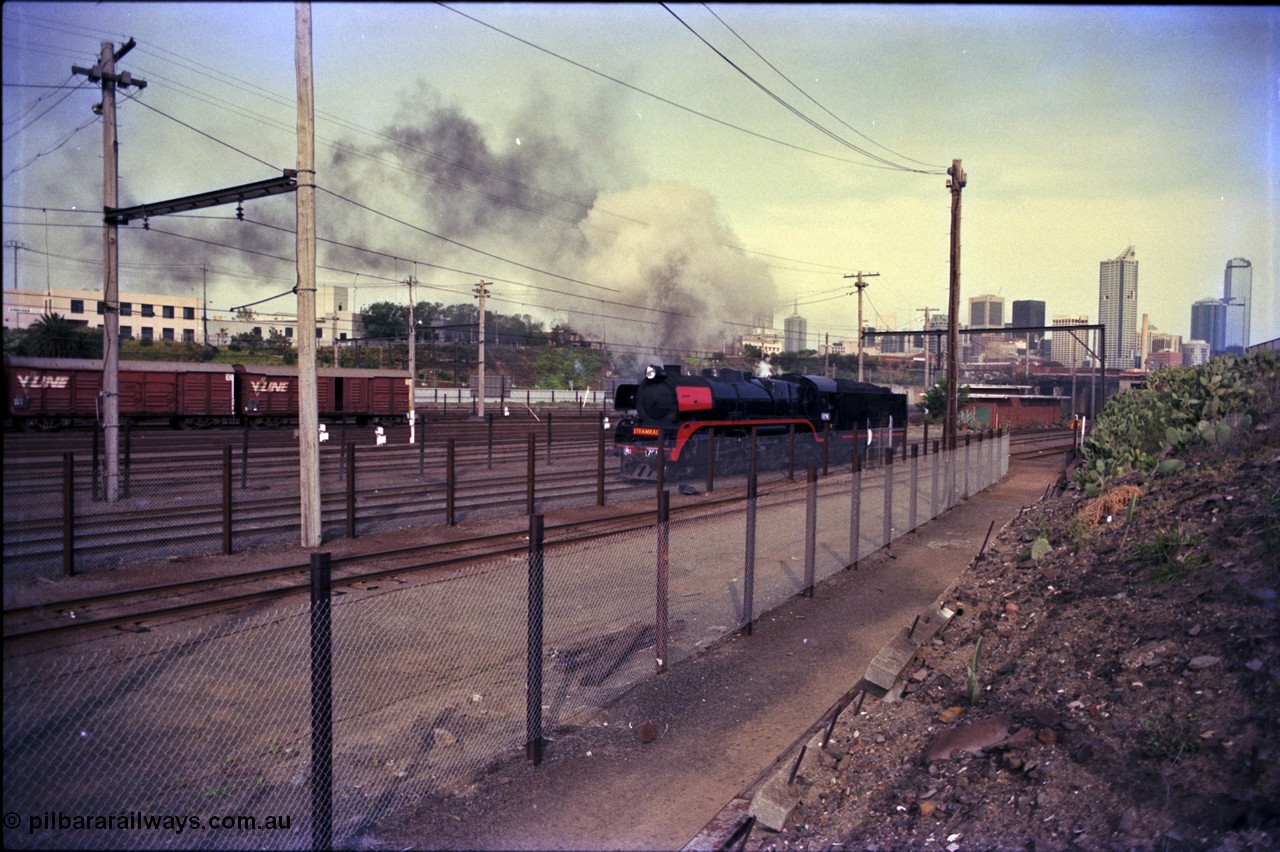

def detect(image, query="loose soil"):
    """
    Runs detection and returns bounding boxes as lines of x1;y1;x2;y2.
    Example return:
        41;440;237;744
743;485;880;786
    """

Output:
750;426;1280;851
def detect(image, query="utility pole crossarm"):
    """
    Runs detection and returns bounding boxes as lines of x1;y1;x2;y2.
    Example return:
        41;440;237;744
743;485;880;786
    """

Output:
105;171;297;225
843;271;880;382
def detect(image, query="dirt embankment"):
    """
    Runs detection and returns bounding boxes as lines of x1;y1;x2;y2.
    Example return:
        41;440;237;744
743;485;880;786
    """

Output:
752;421;1279;851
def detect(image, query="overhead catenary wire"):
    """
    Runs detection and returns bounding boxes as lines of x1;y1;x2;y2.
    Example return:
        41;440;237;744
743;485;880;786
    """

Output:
662;4;944;175
436;2;922;172
699;4;944;171
9;13;874;292
6;9;901;342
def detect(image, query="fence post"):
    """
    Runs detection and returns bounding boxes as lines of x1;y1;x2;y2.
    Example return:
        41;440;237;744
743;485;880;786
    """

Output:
63;452;75;576
909;444;919;533
787;424;796;480
309;552;333;852
222;446;233;555
743;473;757;635
705;431;715;494
963;434;972;500
849;452;861;570
487;413;494;470
546;412;553;465
92;425;100;502
527;433;536;516
804;466;817;597
822;422;830;477
656;489;670;673
883;449;895;548
123;418;132;498
931;440;941;519
655;434;666;501
526;514;545;765
418;422;426;475
447;437;456;526
597;417;606;507
241;419;250;490
346;442;356;539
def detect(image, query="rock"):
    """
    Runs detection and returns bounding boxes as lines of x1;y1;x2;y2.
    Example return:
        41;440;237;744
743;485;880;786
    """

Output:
1187;655;1222;671
1120;640;1173;670
1031;705;1060;727
938;706;965;724
432;728;458;749
636;719;657;744
749;774;800;831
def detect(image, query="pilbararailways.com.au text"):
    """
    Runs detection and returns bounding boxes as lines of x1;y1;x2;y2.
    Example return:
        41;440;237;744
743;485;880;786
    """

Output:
10;810;293;836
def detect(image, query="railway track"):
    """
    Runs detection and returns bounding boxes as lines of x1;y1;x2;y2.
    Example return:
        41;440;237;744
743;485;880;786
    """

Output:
3;433;1075;643
3;427;1071;576
1;487;770;643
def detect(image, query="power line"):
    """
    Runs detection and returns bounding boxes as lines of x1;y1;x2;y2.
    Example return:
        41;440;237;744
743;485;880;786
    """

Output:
436;2;920;171
663;4;933;173
315;184;621;295
700;4;944;171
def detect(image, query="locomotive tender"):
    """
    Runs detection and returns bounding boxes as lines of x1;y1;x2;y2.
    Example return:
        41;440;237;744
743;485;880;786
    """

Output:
4;356;410;431
612;364;908;481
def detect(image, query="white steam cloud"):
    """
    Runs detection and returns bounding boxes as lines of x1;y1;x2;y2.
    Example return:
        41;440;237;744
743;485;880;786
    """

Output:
573;181;777;355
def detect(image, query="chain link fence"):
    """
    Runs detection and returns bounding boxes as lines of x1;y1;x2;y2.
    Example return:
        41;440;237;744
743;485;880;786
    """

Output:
2;418;615;578
5;433;1007;849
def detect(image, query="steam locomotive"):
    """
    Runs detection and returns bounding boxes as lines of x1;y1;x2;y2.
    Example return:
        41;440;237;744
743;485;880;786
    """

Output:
612;364;908;481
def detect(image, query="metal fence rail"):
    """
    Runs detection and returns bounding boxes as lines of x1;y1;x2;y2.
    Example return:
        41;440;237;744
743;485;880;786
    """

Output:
4;433;1008;850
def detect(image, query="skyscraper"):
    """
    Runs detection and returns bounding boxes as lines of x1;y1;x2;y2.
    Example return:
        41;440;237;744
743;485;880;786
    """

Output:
968;294;1005;329
1012;299;1046;350
1224;258;1252;348
783;305;808;353
1190;298;1225;352
1051;315;1091;368
1099;246;1139;368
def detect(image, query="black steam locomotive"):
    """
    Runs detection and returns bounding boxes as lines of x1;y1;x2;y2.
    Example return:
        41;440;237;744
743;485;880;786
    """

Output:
612;365;907;481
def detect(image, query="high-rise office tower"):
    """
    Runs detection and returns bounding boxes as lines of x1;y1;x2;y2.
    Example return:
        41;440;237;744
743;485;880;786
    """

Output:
1012;299;1046;348
1051;314;1091;368
1099;246;1139;368
1223;257;1252;350
968;294;1005;329
1190;297;1224;351
783;305;808;353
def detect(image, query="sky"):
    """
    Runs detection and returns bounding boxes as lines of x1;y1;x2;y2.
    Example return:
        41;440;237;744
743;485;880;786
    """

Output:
3;3;1277;360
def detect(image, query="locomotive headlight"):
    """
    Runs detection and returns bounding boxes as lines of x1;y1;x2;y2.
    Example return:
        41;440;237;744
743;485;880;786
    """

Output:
645;364;663;381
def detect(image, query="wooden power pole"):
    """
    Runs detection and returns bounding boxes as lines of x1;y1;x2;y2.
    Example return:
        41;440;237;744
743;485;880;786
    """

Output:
73;39;146;504
843;271;879;382
407;276;417;442
474;281;490;418
945;159;966;452
295;1;321;547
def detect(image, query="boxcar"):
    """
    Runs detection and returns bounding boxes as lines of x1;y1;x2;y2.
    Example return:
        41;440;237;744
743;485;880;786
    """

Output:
4;356;236;430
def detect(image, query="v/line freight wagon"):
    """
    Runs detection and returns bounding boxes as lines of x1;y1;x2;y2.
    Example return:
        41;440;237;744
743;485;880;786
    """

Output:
3;357;411;431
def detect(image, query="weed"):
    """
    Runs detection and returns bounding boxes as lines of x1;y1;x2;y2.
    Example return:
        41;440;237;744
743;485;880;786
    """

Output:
1258;478;1280;561
966;636;984;705
1130;527;1206;583
1065;517;1090;552
1134;713;1200;762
